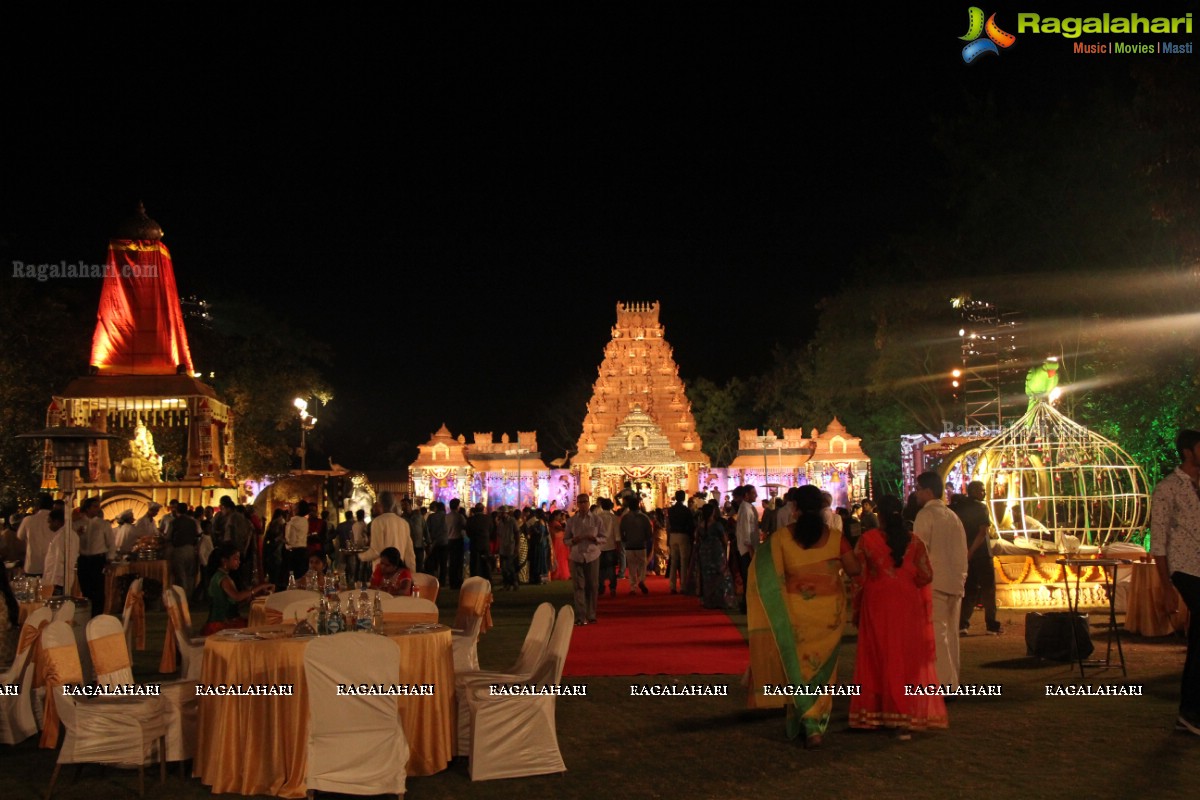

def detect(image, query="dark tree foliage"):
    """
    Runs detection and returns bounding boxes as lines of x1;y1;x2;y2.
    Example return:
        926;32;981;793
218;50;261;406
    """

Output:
0;284;90;510
188;296;333;480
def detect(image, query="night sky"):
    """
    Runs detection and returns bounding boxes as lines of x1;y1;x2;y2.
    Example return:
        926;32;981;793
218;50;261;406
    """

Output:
4;5;1193;468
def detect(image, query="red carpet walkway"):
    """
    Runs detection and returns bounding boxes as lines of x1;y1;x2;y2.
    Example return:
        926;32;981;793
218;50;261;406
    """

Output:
562;575;749;677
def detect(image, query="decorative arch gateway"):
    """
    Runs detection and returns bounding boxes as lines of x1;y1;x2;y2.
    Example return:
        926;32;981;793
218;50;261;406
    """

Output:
587;405;687;510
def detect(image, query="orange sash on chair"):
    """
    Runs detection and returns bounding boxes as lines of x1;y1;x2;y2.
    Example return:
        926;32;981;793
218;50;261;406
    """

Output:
454;587;494;633
124;589;147;650
19;618;50;690
39;643;83;749
159;603;186;673
90;632;133;678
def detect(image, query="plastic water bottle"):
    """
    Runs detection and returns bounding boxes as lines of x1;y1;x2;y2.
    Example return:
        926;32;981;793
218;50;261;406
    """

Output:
345;595;358;629
327;597;344;633
356;592;373;631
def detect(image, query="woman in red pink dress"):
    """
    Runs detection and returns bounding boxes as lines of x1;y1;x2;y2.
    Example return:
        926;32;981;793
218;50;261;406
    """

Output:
849;494;948;739
549;510;571;581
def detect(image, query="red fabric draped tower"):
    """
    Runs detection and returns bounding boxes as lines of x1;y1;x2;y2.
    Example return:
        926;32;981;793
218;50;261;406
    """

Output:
89;203;195;375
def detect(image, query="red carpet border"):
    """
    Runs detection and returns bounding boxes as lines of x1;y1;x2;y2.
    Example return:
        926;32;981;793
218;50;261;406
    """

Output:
562;576;748;677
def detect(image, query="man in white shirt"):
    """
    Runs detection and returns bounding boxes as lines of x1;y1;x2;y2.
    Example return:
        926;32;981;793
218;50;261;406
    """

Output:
821;491;843;533
285;501;312;581
735;485;759;609
1151;429;1200;736
42;508;78;595
912;471;969;690
135;502;161;542
351;509;368;548
113;510;138;556
564;494;605;625
358;491;415;574
16;494;54;576
77;497;115;612
596;497;621;597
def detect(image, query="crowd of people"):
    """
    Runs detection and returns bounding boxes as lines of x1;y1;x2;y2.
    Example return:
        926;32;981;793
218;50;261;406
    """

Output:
5;435;1198;744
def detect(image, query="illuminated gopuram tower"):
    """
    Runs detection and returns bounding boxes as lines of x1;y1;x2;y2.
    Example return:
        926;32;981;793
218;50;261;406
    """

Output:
573;302;708;506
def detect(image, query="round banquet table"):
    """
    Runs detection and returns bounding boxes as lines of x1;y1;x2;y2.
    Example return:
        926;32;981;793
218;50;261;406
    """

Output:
248;597;438;628
1125;560;1190;637
194;623;455;798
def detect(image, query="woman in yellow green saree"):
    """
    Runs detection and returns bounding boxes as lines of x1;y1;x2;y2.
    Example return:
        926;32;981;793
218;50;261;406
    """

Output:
747;485;860;748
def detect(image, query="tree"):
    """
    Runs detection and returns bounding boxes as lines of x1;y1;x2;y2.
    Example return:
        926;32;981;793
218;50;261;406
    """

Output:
188;296;333;480
534;368;593;464
0;284;90;509
689;376;754;467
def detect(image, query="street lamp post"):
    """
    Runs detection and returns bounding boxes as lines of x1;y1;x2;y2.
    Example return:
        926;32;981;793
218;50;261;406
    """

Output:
756;431;777;499
15;426;118;600
505;447;530;508
294;398;317;472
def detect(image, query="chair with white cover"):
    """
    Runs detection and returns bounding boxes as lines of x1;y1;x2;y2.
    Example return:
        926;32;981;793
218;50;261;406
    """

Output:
411;573;439;603
87;614;198;768
376;597;439;618
122;578;148;652
86;615;135;685
50;599;75;622
283;598;320;623
378;594;439;623
42;620;168;798
303;633;409;798
453;577;493;632
265;589;322;623
0;607;52;744
466;605;574;780
160;586;205;679
455;602;555;753
451;577;493;673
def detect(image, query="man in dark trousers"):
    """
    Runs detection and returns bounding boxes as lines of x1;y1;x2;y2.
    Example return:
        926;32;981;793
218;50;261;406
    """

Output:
466;503;494;581
620;497;653;595
954;481;1001;635
1151;429;1200;736
666;490;695;595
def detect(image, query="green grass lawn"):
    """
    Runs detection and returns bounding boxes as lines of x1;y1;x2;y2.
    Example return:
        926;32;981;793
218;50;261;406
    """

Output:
2;582;1198;800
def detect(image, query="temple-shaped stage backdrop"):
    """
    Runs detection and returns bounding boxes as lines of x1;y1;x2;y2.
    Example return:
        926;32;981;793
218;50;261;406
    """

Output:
42;204;237;519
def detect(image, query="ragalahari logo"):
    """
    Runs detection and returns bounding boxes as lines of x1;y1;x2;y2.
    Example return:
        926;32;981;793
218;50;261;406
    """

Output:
960;7;1017;62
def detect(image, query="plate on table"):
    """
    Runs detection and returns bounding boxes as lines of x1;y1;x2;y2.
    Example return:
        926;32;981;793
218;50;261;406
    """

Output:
255;629;289;640
216;630;262;640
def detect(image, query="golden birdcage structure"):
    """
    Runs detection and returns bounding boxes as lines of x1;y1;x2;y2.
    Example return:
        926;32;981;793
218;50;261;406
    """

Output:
940;400;1149;551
